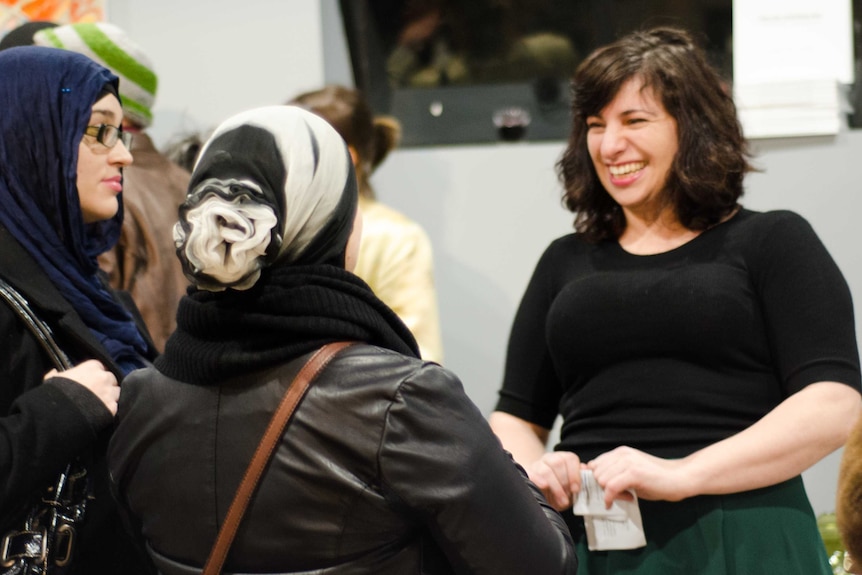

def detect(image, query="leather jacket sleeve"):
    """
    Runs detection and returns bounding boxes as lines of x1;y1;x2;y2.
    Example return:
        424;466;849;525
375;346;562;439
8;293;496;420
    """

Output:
379;363;577;574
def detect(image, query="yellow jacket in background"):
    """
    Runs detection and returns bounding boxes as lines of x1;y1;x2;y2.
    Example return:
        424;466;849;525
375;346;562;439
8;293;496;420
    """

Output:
354;195;444;363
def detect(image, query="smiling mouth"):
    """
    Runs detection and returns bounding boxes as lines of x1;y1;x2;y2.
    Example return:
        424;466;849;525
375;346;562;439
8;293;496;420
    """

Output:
608;162;646;176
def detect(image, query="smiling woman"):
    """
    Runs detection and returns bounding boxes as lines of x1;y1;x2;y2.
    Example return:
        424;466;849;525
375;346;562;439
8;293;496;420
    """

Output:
585;79;679;246
489;26;861;575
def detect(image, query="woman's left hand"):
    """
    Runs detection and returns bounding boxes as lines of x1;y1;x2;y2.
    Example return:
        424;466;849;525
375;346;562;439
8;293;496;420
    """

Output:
588;446;689;507
589;382;861;508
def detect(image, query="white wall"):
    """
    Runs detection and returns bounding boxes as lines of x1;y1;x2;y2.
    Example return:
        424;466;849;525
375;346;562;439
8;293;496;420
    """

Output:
104;1;860;515
108;0;328;148
373;143;571;409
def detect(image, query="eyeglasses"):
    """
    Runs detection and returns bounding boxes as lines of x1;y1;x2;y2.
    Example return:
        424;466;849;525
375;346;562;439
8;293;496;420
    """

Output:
84;124;133;148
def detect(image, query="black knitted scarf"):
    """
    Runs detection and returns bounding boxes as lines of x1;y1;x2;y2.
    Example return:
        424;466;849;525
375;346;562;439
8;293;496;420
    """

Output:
155;264;420;385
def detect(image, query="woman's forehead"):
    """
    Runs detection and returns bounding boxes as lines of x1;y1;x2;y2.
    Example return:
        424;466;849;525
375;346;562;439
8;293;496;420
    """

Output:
89;95;123;122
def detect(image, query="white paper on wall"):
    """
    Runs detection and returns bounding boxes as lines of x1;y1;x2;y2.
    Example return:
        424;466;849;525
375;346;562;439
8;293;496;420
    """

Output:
732;0;853;138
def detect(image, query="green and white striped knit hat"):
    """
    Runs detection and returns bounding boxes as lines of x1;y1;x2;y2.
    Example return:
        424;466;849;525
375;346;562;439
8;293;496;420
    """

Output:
34;22;157;128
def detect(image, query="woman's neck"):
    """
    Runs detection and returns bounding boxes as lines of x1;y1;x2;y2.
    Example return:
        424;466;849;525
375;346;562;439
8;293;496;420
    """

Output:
618;207;698;255
617;205;740;255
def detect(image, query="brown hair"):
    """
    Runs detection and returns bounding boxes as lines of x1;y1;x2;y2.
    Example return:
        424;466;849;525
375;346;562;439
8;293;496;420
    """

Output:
838;417;862;560
289;85;401;199
557;27;753;242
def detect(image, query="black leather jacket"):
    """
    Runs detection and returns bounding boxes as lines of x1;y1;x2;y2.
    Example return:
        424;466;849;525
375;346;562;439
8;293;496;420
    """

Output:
108;344;576;574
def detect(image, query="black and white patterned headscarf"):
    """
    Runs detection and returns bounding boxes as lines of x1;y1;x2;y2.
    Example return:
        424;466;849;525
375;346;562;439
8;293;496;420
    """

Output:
174;105;358;291
160;106;419;383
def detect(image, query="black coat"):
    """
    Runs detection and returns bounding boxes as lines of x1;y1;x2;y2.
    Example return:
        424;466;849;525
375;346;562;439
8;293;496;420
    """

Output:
0;224;157;574
109;344;577;575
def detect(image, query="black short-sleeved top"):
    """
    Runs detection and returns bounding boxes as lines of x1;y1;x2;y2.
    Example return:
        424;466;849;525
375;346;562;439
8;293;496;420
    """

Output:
495;209;861;462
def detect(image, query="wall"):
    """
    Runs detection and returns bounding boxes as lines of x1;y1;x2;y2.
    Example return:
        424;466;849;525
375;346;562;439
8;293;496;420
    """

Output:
108;0;328;148
106;0;859;515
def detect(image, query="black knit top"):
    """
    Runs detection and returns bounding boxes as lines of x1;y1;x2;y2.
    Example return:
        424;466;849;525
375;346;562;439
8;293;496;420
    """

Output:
495;209;861;462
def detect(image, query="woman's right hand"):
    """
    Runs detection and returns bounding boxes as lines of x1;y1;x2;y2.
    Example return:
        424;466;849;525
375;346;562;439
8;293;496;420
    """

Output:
44;359;120;415
489;411;582;511
526;451;583;511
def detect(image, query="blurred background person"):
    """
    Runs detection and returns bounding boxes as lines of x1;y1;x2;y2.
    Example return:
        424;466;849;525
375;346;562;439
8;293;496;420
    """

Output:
35;22;190;352
0;20;57;50
838;417;862;571
163;129;210;173
0;45;156;574
289;85;444;363
489;27;861;574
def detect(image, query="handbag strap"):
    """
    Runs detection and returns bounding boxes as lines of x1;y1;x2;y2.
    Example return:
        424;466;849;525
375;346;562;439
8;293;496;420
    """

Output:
202;341;356;575
0;278;84;569
0;277;71;370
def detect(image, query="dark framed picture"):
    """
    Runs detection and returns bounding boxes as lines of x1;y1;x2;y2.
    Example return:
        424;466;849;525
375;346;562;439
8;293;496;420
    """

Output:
340;0;733;146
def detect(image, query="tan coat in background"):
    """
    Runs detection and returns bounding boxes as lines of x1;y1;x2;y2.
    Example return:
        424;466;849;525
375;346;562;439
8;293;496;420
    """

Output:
98;132;190;352
354;194;443;364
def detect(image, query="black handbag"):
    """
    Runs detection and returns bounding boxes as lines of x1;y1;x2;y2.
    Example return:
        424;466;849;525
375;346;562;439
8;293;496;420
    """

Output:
0;277;92;575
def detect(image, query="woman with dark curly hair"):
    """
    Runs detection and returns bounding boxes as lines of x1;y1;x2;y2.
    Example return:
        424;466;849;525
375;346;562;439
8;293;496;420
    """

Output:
489;26;861;574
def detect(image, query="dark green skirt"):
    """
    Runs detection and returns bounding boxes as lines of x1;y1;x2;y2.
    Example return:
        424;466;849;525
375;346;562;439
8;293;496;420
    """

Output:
567;476;830;574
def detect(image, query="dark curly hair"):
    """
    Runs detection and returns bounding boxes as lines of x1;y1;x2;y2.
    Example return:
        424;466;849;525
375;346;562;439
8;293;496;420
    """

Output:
557;27;754;242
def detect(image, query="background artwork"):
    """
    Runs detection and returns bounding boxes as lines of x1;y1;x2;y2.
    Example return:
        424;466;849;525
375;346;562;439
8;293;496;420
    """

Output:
0;0;105;34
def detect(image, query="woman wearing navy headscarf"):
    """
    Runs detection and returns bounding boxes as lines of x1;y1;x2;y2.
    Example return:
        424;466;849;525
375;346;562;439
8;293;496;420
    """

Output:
0;46;156;573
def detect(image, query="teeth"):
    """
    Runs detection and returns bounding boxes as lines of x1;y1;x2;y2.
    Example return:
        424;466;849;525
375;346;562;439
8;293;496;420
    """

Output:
609;162;645;176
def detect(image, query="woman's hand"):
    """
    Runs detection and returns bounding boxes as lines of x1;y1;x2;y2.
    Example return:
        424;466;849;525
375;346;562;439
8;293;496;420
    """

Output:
492;383;859;514
44;359;120;415
588;446;688;507
488;411;582;511
527;451;583;511
589;382;862;507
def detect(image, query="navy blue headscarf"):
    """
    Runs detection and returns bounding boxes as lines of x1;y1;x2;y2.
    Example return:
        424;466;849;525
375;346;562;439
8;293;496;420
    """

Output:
0;46;149;375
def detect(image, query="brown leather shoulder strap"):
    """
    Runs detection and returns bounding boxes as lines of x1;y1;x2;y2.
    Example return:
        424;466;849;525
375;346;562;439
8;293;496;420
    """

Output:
202;341;356;575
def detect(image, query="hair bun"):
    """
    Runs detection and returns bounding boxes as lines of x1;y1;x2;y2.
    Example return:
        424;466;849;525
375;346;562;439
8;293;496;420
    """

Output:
370;115;402;170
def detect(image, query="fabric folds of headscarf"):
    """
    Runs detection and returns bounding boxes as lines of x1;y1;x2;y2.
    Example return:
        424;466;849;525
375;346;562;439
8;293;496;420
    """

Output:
174;106;359;291
0;46;149;374
160;105;420;382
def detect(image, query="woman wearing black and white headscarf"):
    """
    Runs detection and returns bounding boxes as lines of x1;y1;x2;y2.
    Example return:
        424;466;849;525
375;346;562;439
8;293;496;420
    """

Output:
108;106;576;575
